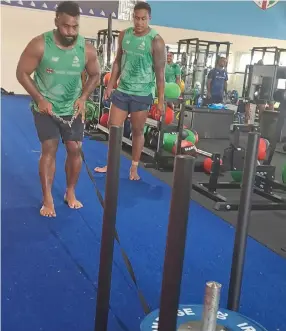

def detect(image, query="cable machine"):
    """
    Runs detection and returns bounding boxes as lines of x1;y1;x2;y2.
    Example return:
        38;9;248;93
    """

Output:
242;47;286;98
176;38;231;96
96;16;120;71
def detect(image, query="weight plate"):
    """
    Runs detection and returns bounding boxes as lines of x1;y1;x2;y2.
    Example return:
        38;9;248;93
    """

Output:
140;304;268;331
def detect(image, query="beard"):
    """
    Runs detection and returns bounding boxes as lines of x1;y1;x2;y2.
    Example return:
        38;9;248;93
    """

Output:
57;29;77;46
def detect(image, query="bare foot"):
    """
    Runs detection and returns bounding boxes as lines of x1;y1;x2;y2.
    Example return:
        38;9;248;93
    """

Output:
129;165;140;181
64;190;83;209
40;197;56;217
94;165;107;173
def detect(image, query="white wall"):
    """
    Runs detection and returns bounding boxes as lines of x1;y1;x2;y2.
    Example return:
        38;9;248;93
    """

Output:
1;5;286;94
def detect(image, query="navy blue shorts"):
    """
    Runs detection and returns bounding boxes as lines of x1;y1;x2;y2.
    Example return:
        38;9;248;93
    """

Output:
111;89;153;113
32;108;84;143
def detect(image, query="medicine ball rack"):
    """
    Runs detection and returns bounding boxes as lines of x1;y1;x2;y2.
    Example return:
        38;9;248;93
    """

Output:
92;95;186;170
191;123;286;211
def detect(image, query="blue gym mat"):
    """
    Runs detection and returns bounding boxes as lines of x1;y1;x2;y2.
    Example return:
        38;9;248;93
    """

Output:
2;95;286;331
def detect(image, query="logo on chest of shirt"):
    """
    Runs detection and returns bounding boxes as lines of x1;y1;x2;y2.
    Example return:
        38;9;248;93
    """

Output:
137;41;145;51
46;68;54;74
215;71;226;80
72;56;80;67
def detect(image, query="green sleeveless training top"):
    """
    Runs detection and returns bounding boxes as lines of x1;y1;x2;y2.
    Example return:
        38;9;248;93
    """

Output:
117;27;158;97
32;30;86;116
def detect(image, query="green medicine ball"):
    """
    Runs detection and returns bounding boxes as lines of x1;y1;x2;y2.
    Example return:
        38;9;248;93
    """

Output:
184;130;196;145
231;171;243;183
282;164;286;184
165;82;181;99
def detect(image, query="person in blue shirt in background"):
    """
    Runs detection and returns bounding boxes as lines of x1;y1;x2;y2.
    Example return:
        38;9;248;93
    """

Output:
207;56;228;104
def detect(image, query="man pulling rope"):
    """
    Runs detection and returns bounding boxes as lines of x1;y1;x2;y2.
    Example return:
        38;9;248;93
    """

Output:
16;1;100;217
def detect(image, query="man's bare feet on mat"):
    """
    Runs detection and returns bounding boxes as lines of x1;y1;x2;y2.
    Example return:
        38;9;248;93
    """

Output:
129;164;140;180
64;189;83;209
40;196;56;217
94;165;107;173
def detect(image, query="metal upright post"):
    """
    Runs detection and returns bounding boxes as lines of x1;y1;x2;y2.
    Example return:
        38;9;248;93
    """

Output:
227;132;260;311
158;155;195;331
107;13;112;68
201;281;222;331
94;126;123;331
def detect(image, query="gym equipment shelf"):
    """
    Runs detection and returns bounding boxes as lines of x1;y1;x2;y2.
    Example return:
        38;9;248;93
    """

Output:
95;98;186;168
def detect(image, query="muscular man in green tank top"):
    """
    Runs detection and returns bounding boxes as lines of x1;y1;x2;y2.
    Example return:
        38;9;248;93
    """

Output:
95;2;166;180
16;1;100;217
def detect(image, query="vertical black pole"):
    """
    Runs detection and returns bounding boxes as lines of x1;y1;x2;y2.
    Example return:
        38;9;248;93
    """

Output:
226;42;231;70
157;155;195;331
176;102;186;156
264;96;286;165
227;132;260;312
94;126;123;331
250;48;254;65
107;13;112;68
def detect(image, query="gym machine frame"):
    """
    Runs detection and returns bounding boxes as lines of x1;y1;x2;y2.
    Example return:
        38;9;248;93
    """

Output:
88;14;119;135
96;13;120;70
188;122;286;211
242;64;286;163
242;46;286;98
177;38;231;93
250;46;286;66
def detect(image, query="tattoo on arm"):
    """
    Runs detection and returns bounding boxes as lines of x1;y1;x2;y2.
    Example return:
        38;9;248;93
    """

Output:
81;42;101;100
153;35;166;103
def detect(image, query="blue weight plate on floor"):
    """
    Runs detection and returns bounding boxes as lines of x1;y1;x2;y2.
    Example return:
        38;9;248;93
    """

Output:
140;304;268;331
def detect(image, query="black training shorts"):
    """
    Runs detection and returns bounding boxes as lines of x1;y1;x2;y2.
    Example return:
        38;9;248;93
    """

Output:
111;90;153;113
32;108;84;143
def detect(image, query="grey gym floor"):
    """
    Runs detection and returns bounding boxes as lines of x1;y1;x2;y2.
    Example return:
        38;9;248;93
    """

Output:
101;128;286;260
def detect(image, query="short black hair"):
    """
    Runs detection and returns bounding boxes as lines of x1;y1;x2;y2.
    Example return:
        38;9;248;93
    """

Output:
134;1;151;16
56;1;80;17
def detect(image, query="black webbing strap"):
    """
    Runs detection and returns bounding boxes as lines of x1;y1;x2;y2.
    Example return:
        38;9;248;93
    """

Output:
80;148;151;316
48;227;131;331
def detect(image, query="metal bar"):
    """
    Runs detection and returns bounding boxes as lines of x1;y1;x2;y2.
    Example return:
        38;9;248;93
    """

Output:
215;201;286;212
227;132;260;311
192;183;227;202
250;49;255;65
106;13;112;68
176;102;186;155
158;155;195;331
201;281;222;331
156;103;167;159
197;149;212;158
208;154;221;193
226;43;231;70
94;126;123;331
